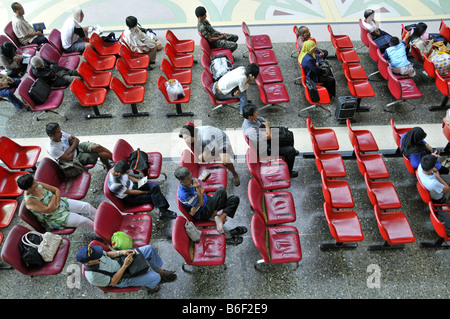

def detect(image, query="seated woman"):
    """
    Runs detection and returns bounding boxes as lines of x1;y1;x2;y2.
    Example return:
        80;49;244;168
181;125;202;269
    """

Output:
362;9;392;52
122;16;157;64
30;56;80;87
0;41;27;78
179;122;240;186
17;174;97;231
400;127;449;174
408;22;437;56
0;74;29;110
299;39;336;99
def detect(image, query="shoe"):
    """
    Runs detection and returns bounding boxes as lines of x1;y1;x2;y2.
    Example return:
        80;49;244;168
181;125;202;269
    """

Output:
429;105;447;111
290;170;298;178
158;269;177;283
144;284;161;294
159;209;177;219
229;226;247;236
233;175;240;186
226;235;243;245
149;60;156;64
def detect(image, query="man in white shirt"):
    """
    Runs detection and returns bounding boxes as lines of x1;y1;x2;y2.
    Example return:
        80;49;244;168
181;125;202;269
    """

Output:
213;63;259;112
11;2;48;46
46;122;112;172
60;9;92;53
417;155;450;203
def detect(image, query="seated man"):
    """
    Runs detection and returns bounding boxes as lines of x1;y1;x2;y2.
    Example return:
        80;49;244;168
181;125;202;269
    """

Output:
296;26;328;60
175;166;245;244
11;2;49;46
46;122;113;176
417;155;450;204
242;104;299;177
196;6;238;53
76;244;176;294
60;9;92;53
362;8;392;52
0;74;29;110
108;161;176;220
383;37;415;77
213;63;259;112
30;56;80;87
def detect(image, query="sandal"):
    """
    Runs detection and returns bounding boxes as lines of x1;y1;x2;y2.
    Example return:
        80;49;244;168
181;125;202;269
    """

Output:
226;235;243;245
229;226;247;237
233;175;240;187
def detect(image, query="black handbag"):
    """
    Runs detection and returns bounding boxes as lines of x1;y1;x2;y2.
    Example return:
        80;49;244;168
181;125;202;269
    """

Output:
119;248;150;278
28;78;51;105
305;77;320;102
20;232;45;268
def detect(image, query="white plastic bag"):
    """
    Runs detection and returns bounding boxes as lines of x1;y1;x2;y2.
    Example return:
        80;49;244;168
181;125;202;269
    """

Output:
165;79;184;101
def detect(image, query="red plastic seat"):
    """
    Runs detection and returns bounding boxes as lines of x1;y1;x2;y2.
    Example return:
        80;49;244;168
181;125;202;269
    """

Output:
254;76;289;111
199;33;234;64
201;71;239;115
117;44;149;69
434;70;450;110
110;76;148;118
415;170;446;208
165;30;194;53
402;154;416;175
241;22;273;50
112;138;162;180
321;202;363;249
0;136;41;171
89;32;121;56
172;216;226;272
367;33;380;64
320;170;354;209
369;205;415;251
328;24;353;49
247;179;296;225
342;61;367;80
390;118;412;149
39;43;80;70
48;29;80;56
1;225;70;276
160;58;191;85
376;49;408;81
443;116;450;145
411;45;425;64
70;78;111;119
346;119;378;152
78;60;112;88
18;201;75;235
103;170;154;214
180;149;227;193
385;66;422;112
0;166;28;198
311;135;346;178
115;58;148;85
421;202;450;248
82;240;141;293
250;214;302;269
353;144;389;179
83;46;117;71
246;148;291;191
164;42;194;69
245;37;277;66
423;52;437;79
359;18;370;48
0;199;18;228
298;65;331;116
4;21;38;50
364;173;401;210
439;19;450;43
94;201;152;247
306;118;339;152
249;51;283;84
157;75;193;117
17;77;67;122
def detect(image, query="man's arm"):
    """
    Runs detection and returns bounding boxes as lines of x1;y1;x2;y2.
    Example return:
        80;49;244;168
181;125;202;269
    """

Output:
58;135;79;161
433;169;450;193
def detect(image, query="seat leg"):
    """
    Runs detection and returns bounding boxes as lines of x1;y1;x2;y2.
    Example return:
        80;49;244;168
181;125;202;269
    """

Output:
182;263;227;273
298;104;331;117
428;96;449;111
258;103;287;112
86;105;112;119
368;70;380;80
320;241;358;250
368;241;405;251
122;104;149;117
420;237;449;248
166;103;194;117
34;110;68;121
384;100;415;113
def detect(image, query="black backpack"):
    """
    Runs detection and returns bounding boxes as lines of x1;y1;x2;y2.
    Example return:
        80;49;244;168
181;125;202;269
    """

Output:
127;149;149;179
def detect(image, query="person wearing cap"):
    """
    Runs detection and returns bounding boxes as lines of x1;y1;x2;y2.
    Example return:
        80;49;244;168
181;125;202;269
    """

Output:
76;245;176;294
179;122;240;186
196;6;238;53
108;160;177;219
417;154;450;204
362;8;392;52
30;56;81;87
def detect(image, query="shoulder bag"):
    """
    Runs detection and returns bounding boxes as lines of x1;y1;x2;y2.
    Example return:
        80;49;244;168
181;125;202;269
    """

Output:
28;78;51;105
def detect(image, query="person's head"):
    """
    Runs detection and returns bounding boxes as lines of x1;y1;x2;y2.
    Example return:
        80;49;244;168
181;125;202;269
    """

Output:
125;16;138;29
45;122;62;142
174;166;193;187
245;63;259;79
195;6;207;19
16;174;36;192
409;127;427;144
76;245;103;266
298;26;310;40
421;155;437;172
303;39;317;54
412;22;428;38
73;9;84;23
30;56;45;69
11;2;24;16
178;122;195;144
389;36;400;47
364;9;375;20
0;41;17;59
112;160;130;176
242;103;258;120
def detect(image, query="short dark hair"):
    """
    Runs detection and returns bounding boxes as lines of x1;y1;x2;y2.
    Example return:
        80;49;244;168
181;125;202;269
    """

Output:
195;6;206;18
242;104;257;119
17;174;34;190
364;9;375;19
390;36;400;46
114;160;129;174
179;124;195;138
45;122;60;136
11;2;20;12
421;155;437;171
126;16;138;28
174;166;191;181
245;63;259;78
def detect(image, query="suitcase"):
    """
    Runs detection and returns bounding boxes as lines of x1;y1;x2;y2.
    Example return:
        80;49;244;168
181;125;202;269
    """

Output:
335;96;357;124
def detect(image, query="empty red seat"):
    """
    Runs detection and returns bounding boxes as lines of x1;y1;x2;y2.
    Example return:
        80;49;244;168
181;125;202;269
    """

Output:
306;118;339;152
328;24;353;49
342;61;367;80
83;46;116;71
70;78;111;119
241;22;273;50
249;51;283;84
0;166;28;198
245;37;277;66
115;58;147;85
369;205;415;251
364;173;401;210
78;60;112;88
439;19;450;42
390;118;412;149
164;42;194;68
354;145;389;180
0;199;18;228
346;119;378;152
321;202;363;249
160;58;192;85
118;44;149;69
157;75;193;117
311;135;346;178
110;76;148;117
250;214;302;269
320;170;354;209
248;179;296;225
0;136;41;171
165;30;194;53
89;32;121;56
254;76;289;111
385;67;422;112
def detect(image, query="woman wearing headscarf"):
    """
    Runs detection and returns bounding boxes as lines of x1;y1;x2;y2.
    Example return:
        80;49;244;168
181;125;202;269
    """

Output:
400;127;448;173
298;39;335;99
